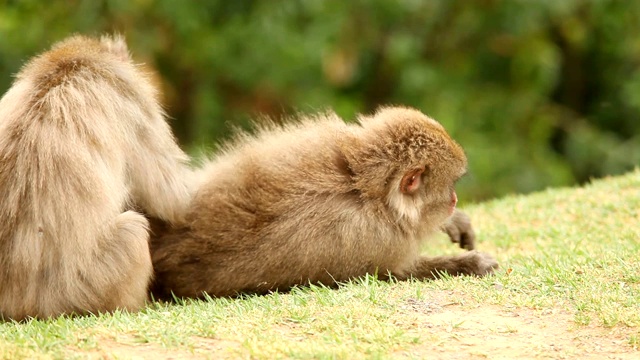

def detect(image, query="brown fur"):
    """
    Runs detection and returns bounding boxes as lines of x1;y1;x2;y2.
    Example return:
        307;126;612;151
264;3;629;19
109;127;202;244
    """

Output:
150;107;498;300
0;35;191;320
442;209;476;250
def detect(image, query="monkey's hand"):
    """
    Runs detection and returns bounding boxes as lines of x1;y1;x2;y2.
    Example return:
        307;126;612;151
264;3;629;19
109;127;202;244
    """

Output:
441;209;475;250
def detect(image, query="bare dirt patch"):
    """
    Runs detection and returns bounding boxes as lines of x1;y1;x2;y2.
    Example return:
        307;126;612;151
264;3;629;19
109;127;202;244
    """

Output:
394;296;638;359
77;335;241;360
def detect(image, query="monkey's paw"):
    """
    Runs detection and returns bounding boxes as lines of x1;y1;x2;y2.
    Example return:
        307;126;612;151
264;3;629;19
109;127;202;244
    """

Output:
460;250;499;277
442;210;475;250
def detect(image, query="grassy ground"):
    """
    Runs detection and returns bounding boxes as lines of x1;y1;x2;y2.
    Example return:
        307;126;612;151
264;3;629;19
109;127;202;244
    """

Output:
1;170;639;359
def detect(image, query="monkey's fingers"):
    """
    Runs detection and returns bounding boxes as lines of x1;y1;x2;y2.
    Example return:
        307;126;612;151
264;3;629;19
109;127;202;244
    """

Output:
442;219;476;250
442;222;461;244
459;227;476;251
442;210;476;250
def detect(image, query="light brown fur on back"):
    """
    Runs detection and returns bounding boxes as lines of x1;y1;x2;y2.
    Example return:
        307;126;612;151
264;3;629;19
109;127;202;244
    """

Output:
0;35;191;320
151;107;497;299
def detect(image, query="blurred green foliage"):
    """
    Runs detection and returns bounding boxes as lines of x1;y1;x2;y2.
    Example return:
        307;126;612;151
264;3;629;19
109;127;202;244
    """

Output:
1;0;639;201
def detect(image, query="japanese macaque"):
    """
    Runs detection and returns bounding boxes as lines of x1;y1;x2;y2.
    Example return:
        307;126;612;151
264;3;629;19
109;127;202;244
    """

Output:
150;107;498;300
0;35;191;320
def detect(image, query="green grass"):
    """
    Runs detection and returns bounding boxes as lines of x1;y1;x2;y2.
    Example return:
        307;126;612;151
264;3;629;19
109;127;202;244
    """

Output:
2;169;639;359
469;169;640;328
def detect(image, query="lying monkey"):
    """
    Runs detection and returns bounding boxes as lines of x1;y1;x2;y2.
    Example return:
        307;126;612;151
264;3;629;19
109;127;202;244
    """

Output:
150;107;498;299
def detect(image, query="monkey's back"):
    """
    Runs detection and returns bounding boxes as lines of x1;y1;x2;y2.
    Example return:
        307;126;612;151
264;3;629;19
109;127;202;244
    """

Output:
0;36;145;319
151;114;421;298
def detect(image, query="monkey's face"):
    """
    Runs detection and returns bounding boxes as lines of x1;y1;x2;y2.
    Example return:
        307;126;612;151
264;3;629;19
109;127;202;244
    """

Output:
387;160;465;231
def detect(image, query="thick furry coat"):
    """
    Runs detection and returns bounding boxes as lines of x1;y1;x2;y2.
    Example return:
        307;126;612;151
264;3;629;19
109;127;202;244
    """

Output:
0;35;190;320
151;107;497;299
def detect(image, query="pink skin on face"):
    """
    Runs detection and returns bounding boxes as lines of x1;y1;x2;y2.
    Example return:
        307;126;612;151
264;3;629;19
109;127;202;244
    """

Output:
449;191;458;216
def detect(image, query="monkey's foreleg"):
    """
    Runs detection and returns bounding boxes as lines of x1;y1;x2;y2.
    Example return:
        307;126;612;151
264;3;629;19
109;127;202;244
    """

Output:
398;251;498;280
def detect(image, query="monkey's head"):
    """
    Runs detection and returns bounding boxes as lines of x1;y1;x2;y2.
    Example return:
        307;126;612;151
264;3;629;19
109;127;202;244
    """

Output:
19;35;133;84
342;106;467;232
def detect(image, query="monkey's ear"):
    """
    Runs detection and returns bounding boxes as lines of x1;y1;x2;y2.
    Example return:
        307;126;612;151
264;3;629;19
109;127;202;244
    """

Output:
100;34;130;61
400;167;425;194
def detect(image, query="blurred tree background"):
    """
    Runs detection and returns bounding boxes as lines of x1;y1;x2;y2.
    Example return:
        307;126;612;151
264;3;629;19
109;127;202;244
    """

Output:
1;0;639;202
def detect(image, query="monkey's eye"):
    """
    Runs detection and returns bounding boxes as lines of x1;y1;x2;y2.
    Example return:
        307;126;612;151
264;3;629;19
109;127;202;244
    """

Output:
400;167;425;194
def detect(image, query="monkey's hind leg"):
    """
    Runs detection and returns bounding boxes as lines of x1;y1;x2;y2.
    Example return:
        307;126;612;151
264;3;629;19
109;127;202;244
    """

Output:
85;211;153;314
398;251;499;280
